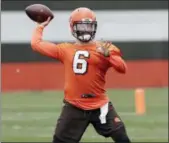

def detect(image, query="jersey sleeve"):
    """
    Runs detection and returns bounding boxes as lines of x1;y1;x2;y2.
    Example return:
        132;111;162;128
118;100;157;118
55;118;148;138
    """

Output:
108;44;127;73
31;25;66;62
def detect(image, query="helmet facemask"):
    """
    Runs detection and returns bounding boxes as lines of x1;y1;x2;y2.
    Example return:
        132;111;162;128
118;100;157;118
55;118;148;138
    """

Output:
72;21;97;43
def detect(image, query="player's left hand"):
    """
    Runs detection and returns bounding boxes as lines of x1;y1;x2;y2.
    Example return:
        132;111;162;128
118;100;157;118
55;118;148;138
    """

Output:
96;42;112;57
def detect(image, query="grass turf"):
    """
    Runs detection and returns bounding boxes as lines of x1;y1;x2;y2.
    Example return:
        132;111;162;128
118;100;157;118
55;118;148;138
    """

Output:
1;88;168;142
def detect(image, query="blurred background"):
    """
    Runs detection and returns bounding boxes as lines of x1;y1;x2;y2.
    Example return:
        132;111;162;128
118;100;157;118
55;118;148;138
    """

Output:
1;0;168;142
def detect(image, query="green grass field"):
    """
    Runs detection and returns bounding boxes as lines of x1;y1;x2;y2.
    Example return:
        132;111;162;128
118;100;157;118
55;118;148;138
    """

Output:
2;88;168;142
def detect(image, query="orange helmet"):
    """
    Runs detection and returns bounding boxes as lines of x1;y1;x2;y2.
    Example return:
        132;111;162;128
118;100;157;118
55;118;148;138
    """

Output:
69;7;97;42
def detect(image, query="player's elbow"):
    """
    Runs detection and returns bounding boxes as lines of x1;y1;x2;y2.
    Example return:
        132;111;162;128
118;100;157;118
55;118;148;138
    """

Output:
31;39;40;51
119;62;127;74
116;65;127;74
110;56;127;74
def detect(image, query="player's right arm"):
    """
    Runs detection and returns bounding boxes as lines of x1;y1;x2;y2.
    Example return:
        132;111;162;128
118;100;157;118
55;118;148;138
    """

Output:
31;17;65;62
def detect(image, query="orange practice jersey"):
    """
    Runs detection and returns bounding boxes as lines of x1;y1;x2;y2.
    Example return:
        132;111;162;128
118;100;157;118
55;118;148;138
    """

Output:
31;25;127;110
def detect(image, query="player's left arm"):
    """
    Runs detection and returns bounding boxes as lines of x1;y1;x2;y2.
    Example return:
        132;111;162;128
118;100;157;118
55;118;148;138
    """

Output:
97;42;127;73
108;45;127;74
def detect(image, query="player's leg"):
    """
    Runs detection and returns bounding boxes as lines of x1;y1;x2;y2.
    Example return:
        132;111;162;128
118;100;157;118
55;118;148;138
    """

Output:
53;101;90;143
91;102;131;143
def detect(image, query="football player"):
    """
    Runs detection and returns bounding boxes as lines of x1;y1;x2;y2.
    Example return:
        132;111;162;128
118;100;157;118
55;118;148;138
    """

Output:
31;7;131;143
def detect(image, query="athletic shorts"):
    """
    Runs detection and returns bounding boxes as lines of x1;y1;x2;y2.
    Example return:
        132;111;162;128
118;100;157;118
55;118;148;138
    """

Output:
53;100;124;143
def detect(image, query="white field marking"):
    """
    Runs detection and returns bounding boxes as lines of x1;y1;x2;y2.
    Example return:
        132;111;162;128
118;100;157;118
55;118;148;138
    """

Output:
7;125;167;131
7;130;166;138
119;112;136;116
2;104;62;108
11;125;54;131
119;112;168;119
127;127;168;132
82;129;168;139
2;116;56;121
3;111;59;115
83;127;168;134
2;112;168;120
8;125;167;136
12;125;22;130
33;133;168;140
33;132;168;139
5;126;168;141
2;116;58;121
3;112;60;115
2;112;60;121
2;111;168;121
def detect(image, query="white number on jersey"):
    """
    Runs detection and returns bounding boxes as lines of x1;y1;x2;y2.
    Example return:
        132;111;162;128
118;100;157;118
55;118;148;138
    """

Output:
73;51;90;74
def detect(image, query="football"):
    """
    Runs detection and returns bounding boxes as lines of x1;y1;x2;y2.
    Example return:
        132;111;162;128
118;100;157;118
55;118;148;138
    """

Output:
25;4;54;23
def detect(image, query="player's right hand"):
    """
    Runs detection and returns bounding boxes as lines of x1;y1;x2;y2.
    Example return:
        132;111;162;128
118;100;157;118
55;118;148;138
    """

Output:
38;17;51;27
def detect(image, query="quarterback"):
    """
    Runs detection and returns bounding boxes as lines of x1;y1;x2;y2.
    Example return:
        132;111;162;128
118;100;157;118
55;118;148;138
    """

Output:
31;7;131;143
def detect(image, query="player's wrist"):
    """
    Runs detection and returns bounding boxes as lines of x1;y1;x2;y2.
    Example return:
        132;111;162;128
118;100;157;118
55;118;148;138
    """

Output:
37;24;45;29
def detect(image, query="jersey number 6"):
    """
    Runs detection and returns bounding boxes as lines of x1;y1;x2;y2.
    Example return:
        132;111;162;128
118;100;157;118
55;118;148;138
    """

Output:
73;51;90;74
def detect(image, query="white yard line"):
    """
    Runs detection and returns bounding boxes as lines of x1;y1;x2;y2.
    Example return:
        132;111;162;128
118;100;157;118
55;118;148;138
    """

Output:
2;111;167;121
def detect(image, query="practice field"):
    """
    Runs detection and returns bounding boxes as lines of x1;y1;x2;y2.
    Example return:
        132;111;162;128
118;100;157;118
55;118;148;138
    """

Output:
2;88;168;142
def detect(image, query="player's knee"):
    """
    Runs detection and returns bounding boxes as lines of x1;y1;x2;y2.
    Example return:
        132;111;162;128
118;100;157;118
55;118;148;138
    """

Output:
111;126;131;143
96;129;114;138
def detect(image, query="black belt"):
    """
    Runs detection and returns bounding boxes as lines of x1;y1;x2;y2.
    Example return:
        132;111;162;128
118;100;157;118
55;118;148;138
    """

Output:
81;94;96;98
